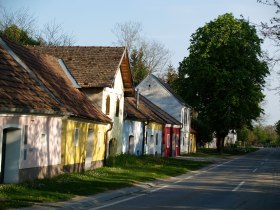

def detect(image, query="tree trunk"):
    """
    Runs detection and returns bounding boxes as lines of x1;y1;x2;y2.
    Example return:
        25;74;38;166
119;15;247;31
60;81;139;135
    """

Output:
216;132;226;153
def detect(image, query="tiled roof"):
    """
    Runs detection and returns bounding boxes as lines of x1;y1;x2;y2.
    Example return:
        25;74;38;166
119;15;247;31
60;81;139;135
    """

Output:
124;94;181;125
0;42;62;114
1;37;111;123
125;96;164;123
27;45;134;95
124;97;150;122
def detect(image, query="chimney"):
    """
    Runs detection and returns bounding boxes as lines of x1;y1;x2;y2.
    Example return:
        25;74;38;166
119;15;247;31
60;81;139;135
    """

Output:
136;88;140;109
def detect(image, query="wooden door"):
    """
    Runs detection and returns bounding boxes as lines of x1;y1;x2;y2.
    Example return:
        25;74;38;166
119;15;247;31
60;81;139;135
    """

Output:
1;128;21;183
128;135;134;154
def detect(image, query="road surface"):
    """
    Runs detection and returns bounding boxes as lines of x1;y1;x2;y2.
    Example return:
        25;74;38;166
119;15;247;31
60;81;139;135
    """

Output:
91;148;280;210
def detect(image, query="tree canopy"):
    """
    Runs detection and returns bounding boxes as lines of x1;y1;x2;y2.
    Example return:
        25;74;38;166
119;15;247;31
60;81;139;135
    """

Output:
176;13;269;151
275;120;280;138
1;24;41;45
130;48;149;85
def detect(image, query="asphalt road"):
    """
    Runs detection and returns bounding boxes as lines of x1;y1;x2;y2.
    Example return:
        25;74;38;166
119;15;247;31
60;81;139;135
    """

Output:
91;148;280;210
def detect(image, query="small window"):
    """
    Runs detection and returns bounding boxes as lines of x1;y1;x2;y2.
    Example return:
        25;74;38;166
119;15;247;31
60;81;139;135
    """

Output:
23;149;27;160
145;131;148;144
74;128;79;146
106;96;110;115
128;135;134;154
24;125;28;145
167;134;170;148
176;135;179;147
98;132;102;147
41;133;47;145
156;133;158;145
115;98;120;117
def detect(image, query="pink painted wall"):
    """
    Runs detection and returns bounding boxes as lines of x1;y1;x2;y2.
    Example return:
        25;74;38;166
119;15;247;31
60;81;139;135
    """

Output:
0;115;62;170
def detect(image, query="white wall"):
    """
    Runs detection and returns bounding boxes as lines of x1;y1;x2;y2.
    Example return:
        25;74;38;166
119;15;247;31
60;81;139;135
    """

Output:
122;120;143;155
137;76;183;122
102;68;124;121
102;68;125;154
144;128;163;156
137;75;192;154
0;114;62;170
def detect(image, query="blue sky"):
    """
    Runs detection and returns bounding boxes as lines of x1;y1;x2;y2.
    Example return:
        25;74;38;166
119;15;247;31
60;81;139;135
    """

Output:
1;0;279;125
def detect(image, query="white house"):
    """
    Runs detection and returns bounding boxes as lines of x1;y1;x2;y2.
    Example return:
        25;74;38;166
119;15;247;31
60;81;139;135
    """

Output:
122;95;164;156
137;74;194;154
29;46;134;156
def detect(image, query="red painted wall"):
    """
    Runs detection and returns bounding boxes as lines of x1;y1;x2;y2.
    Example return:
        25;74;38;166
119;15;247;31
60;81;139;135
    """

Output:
173;127;180;156
163;126;180;157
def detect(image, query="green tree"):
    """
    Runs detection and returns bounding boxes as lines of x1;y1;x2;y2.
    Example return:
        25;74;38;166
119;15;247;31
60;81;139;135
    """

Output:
164;64;178;86
237;126;251;144
275;120;280;138
191;118;212;146
254;125;267;144
1;24;41;45
253;124;278;146
130;48;149;86
176;13;269;152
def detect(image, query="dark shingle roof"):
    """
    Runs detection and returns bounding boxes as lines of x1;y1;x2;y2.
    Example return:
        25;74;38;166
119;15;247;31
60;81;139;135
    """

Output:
27;45;134;95
1;37;111;123
124;94;181;125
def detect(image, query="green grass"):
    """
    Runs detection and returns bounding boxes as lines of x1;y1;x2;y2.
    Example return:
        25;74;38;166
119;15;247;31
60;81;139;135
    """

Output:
189;147;259;158
0;155;210;209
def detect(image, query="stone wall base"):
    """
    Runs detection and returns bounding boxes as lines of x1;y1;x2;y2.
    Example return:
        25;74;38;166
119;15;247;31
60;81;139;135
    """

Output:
19;164;61;182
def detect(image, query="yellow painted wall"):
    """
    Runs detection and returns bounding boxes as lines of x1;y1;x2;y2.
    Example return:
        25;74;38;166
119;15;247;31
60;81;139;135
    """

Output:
91;124;107;162
190;133;197;153
147;122;162;131
61;119;107;166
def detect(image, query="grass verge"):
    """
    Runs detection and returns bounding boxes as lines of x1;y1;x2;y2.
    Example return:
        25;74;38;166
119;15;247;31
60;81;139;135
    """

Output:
0;155;210;209
189;147;259;158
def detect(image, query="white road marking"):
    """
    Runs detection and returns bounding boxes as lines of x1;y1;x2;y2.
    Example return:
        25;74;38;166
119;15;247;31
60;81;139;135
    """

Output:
252;168;258;173
232;181;245;192
174;176;193;183
150;185;168;192
89;194;145;210
91;158;240;209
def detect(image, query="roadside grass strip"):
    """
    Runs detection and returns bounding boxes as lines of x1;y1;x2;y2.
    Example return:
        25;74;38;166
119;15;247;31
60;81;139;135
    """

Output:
0;154;209;210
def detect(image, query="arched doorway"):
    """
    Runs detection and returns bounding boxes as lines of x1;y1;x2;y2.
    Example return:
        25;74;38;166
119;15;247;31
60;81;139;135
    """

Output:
128;135;134;154
149;135;155;155
108;138;116;156
1;127;22;183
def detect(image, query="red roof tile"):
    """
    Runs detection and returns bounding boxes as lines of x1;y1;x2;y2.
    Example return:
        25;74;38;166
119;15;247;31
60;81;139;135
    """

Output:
27;45;134;95
0;43;62;114
1;37;111;123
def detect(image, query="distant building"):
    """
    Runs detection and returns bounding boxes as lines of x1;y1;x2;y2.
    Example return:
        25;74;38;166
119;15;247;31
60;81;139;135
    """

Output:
123;93;181;157
137;74;195;154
